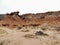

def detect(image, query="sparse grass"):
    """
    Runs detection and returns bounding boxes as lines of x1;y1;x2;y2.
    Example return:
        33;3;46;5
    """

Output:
41;27;47;31
0;29;8;34
0;39;10;45
23;34;38;39
21;30;29;32
55;27;60;31
51;41;60;45
17;27;22;29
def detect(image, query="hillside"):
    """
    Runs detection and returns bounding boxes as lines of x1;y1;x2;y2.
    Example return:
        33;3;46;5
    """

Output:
0;11;60;28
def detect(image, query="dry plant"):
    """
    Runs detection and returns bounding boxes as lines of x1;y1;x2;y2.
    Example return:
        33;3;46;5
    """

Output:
23;34;38;39
35;31;48;36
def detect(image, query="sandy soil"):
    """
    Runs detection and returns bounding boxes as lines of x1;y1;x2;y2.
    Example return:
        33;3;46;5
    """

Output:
0;26;60;45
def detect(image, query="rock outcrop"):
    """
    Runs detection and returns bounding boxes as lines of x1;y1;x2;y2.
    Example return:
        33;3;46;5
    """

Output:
0;11;60;28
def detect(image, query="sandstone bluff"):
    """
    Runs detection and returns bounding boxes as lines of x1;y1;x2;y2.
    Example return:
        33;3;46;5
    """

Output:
0;11;60;28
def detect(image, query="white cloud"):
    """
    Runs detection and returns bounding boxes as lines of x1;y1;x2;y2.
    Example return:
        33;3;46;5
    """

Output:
1;0;60;14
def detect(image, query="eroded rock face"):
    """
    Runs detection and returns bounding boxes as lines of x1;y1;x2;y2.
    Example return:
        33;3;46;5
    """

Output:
0;11;60;28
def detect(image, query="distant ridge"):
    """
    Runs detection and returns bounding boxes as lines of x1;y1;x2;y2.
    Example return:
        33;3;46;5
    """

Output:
0;14;5;20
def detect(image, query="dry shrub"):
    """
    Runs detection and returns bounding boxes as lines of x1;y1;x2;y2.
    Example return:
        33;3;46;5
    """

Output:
18;27;22;29
23;34;38;39
35;31;48;36
55;27;60;31
0;29;8;34
21;30;29;32
41;27;47;31
0;39;10;45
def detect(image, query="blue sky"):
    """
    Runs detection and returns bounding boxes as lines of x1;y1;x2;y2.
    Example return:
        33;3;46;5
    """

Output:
0;0;60;14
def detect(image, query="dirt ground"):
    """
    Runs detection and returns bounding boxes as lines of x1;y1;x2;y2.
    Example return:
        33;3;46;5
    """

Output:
0;26;60;45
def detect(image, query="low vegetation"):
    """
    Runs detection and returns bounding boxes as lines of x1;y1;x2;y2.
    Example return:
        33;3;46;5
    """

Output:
0;29;8;34
55;27;60;31
21;30;29;32
41;27;47;31
23;34;38;39
51;41;60;45
0;39;10;45
35;31;48;36
17;27;22;29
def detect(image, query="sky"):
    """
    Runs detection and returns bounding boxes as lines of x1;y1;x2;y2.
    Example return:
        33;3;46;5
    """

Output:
0;0;60;14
